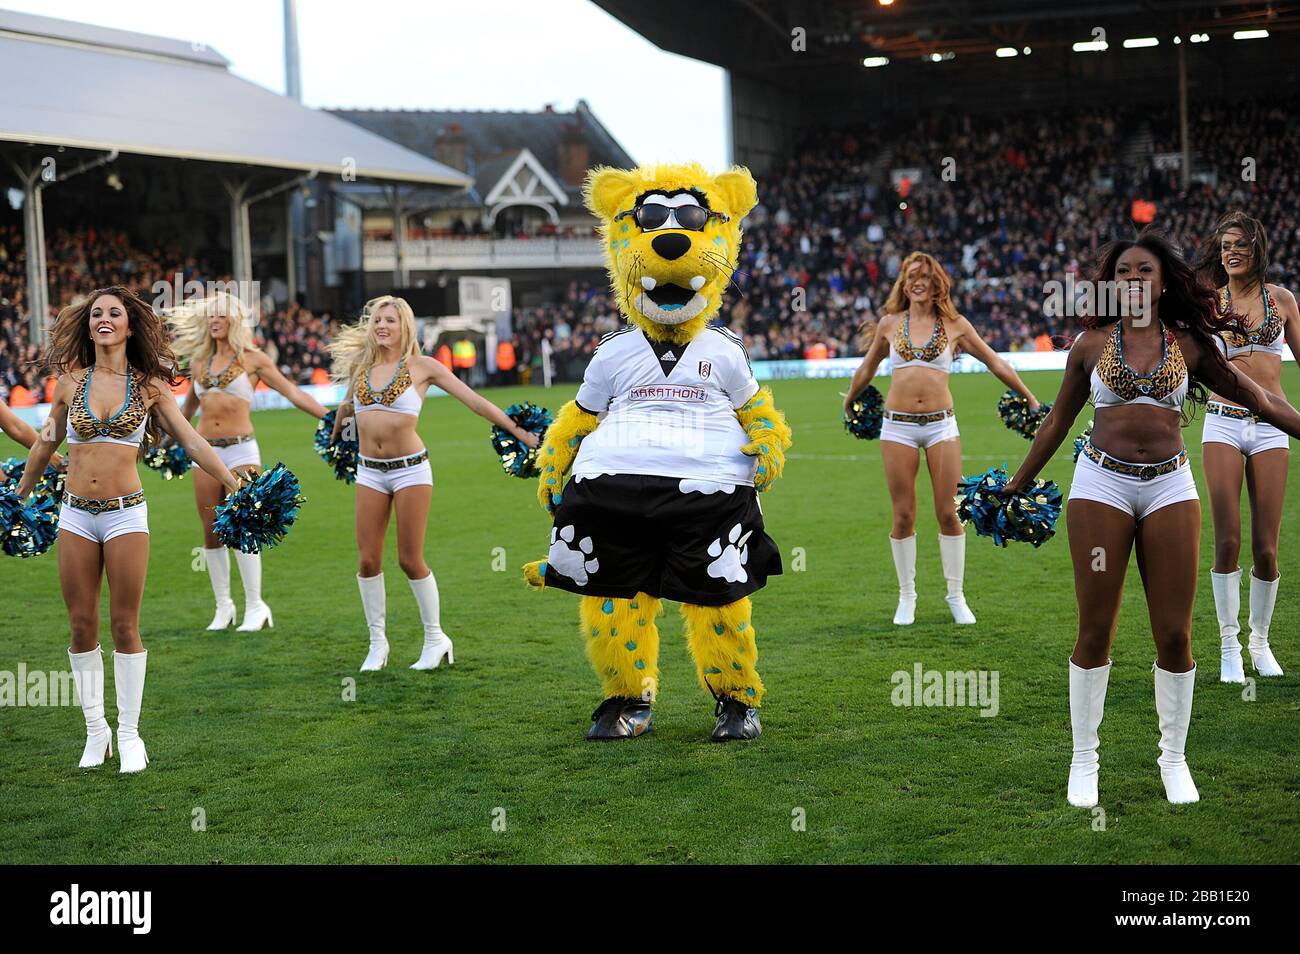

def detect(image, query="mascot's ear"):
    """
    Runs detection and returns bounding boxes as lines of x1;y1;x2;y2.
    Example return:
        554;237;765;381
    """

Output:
585;167;640;222
711;166;758;221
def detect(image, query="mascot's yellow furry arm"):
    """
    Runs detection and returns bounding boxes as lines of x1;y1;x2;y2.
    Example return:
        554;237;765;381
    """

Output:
523;162;792;743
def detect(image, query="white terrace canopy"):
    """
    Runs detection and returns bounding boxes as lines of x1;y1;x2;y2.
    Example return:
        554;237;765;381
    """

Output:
0;8;472;339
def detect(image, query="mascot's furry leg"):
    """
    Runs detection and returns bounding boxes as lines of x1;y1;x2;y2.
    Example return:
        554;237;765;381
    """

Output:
580;593;661;740
681;598;764;741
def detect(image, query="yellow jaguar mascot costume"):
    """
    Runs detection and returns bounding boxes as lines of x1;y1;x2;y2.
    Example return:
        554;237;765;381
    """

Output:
524;162;792;741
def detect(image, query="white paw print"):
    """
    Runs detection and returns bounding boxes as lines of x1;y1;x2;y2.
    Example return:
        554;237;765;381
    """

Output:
548;525;599;585
706;523;752;583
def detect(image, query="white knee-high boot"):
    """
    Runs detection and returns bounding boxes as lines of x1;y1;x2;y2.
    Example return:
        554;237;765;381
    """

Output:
408;573;454;670
114;650;149;774
234;550;273;631
1211;569;1244;683
69;646;111;768
204;547;236;630
357;573;389;671
1154;663;1199;804
890;535;917;625
1247;570;1283;676
1067;659;1110;808
938;532;976;624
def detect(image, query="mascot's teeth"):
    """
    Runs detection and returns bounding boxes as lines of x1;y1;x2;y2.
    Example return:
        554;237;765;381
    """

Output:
690;276;706;291
641;276;657;290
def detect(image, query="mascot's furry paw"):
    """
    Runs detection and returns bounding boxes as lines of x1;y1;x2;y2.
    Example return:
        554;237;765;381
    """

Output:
535;401;600;514
522;559;547;589
736;387;793;492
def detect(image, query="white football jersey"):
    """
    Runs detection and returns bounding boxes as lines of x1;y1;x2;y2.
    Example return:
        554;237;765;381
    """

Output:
573;325;761;485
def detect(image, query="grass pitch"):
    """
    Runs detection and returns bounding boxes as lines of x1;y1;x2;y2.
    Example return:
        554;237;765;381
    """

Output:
1;368;1297;863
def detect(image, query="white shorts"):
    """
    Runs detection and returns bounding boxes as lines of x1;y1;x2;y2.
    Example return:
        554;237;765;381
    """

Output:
880;408;959;450
210;436;261;471
59;491;150;545
1201;403;1290;457
356;450;433;496
1067;445;1198;521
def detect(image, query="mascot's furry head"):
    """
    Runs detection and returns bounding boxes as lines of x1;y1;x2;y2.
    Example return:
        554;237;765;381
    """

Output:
585;162;758;344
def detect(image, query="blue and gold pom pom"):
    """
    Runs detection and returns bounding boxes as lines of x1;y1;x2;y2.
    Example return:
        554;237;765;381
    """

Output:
491;402;553;478
844;385;884;440
955;465;1062;548
1072;421;1094;463
998;390;1052;440
1;456;65;498
314;410;358;484
143;444;192;480
0;486;59;558
213;463;305;554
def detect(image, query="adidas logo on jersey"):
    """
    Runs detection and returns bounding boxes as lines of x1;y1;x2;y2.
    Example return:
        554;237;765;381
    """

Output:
660;350;677;361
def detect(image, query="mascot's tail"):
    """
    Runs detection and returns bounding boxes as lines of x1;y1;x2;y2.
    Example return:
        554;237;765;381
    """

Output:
522;559;548;590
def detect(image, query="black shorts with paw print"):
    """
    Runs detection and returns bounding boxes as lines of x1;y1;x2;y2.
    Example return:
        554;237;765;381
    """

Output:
542;474;782;607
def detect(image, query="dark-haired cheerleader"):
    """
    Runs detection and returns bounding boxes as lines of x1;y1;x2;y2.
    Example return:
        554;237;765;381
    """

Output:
165;292;328;633
843;251;1042;625
328;295;537;672
1195;212;1299;682
16;287;241;772
1004;231;1300;807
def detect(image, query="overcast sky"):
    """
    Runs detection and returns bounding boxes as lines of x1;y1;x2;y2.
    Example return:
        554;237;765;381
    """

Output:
3;0;729;168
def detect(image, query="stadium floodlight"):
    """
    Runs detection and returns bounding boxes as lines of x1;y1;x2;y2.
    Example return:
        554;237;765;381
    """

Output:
1023;46;1031;55
1072;40;1108;52
877;0;895;6
863;56;890;67
996;47;1018;58
1233;30;1269;40
927;51;955;62
1123;37;1160;48
1189;33;1210;43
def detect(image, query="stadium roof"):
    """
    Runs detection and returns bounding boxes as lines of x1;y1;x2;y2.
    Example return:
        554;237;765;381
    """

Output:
0;8;471;186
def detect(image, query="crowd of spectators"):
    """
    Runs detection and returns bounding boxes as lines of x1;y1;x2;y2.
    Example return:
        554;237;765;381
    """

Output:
4;95;1299;400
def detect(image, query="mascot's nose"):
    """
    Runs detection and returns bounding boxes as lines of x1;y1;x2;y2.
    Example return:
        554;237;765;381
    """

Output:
651;232;691;261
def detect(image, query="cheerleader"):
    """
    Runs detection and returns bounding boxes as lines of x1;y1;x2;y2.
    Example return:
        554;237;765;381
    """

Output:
1195;212;1299;682
843;252;1042;625
1003;231;1300;806
1;396;65;469
328;296;538;671
15;287;241;772
165;292;328;632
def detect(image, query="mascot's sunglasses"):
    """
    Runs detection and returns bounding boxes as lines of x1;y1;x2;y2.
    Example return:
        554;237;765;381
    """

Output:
616;203;729;232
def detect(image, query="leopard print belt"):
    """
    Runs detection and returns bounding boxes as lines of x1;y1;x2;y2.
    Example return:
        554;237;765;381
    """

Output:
1081;440;1187;481
884;408;955;425
1207;402;1257;422
208;433;256;448
63;489;146;515
359;450;429;472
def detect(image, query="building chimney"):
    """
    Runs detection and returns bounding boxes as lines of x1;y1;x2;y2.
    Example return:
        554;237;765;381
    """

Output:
558;120;589;188
434;123;468;173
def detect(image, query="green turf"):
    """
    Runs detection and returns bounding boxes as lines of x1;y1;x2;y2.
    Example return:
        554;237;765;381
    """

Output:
1;368;1297;864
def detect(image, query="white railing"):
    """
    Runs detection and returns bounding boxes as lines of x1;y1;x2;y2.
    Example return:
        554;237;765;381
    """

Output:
364;237;604;271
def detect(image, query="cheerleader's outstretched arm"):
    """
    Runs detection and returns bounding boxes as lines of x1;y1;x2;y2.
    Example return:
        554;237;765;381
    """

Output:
0;397;41;450
14;378;69;497
418;356;538;448
1007;333;1096;493
245;350;328;419
956;317;1040;408
147;379;242;494
843;317;891;412
1190;334;1300;440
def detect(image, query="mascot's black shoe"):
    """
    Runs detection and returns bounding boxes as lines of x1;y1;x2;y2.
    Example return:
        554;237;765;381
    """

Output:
711;697;762;742
586;696;652;740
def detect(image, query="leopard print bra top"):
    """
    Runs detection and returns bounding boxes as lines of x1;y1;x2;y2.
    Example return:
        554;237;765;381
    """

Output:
1217;286;1285;359
193;353;254;403
889;314;953;372
66;366;148;446
354;356;421;416
1090;322;1188;410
